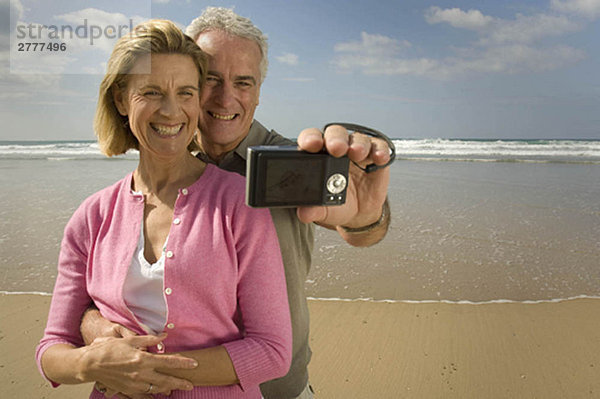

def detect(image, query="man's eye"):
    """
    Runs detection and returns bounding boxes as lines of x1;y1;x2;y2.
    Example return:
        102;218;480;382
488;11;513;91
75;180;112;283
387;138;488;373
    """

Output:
205;77;220;85
236;81;252;88
144;90;161;97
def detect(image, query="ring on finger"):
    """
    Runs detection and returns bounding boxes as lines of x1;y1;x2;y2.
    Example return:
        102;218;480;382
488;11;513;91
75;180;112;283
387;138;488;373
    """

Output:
95;383;107;394
146;383;153;393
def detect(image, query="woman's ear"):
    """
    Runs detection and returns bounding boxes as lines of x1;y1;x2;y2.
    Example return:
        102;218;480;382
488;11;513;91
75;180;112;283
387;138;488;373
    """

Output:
112;86;128;116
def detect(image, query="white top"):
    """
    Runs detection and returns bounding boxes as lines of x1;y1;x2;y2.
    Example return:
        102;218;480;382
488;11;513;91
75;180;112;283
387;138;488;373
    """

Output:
123;213;168;334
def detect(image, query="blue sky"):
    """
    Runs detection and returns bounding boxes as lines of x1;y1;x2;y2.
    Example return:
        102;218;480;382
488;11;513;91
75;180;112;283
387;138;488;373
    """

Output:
1;0;599;140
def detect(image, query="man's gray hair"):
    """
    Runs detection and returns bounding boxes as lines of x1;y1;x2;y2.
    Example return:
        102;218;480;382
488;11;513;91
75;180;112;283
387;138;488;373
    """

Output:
186;7;269;83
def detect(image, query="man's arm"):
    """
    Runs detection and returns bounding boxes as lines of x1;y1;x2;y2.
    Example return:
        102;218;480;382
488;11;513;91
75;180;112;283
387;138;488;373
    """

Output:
296;125;392;247
80;306;138;344
336;196;390;247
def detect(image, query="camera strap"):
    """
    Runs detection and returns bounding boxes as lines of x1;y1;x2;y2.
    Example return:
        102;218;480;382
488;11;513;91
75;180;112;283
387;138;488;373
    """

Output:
323;123;396;173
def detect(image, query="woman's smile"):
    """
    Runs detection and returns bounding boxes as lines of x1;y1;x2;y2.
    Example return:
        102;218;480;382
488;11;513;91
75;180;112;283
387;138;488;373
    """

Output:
150;123;185;137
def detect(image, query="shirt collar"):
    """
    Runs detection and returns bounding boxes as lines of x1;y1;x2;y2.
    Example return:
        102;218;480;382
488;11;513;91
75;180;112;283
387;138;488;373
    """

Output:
197;120;269;165
231;120;271;161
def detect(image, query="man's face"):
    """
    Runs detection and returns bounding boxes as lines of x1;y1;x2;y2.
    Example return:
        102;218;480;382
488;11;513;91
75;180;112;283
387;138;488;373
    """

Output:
196;30;262;160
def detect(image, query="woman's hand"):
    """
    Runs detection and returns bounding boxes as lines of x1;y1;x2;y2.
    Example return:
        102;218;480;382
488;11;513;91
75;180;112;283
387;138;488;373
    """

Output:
79;334;197;396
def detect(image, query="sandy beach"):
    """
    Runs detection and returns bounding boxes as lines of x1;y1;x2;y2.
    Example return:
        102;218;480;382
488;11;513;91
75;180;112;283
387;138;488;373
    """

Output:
2;293;599;398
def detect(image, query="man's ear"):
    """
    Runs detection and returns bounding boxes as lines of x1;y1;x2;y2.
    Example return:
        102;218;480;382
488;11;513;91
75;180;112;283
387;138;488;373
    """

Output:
112;86;128;116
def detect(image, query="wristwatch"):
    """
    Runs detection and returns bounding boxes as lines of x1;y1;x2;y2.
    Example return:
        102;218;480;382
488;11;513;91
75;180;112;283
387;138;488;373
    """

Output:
341;198;390;233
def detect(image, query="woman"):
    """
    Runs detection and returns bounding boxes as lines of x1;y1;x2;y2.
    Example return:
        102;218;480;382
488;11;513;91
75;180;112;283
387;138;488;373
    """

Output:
35;20;291;398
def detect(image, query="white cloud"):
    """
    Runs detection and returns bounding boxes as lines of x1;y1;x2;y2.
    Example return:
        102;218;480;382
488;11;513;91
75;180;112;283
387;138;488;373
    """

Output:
1;0;23;44
426;6;582;44
425;6;494;30
333;50;438;77
1;25;64;89
334;32;411;56
1;4;144;101
0;46;66;92
333;4;590;79
276;52;299;66
5;7;148;76
53;8;147;54
282;77;315;82
446;44;586;75
481;13;581;45
332;34;585;79
551;0;600;19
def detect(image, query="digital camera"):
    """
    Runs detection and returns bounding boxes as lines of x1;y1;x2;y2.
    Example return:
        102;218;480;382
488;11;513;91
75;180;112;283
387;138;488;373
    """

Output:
246;146;349;208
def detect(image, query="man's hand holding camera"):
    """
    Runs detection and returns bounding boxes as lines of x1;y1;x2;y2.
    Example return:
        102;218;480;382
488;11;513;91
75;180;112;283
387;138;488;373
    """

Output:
296;124;392;247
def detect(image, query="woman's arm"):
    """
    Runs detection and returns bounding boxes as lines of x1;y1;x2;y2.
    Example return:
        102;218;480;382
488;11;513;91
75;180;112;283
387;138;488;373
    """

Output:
41;335;196;395
36;200;195;395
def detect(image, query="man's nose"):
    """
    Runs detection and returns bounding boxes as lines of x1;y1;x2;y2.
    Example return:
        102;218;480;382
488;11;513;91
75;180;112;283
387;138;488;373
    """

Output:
211;82;235;108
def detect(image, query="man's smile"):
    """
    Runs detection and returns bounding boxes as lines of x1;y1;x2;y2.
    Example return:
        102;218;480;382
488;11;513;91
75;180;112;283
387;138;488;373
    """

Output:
208;111;238;121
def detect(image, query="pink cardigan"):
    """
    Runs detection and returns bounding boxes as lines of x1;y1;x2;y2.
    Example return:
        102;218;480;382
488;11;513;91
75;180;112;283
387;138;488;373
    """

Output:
36;164;291;398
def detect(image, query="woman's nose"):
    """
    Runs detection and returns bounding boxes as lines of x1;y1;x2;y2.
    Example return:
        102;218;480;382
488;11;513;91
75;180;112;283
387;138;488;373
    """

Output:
160;94;181;116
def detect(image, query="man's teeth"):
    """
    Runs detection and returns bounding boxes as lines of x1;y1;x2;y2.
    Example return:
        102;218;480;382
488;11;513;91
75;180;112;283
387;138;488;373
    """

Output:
152;124;182;136
211;112;236;121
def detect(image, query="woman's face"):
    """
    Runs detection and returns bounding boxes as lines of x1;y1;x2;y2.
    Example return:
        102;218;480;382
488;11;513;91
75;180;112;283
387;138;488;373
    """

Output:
113;53;200;160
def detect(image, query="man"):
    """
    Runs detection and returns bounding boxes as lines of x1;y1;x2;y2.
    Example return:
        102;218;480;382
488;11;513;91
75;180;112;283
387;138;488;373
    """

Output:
82;7;391;399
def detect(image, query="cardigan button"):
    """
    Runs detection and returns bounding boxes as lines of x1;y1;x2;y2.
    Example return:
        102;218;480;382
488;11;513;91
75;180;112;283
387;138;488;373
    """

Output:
167;323;175;329
165;287;172;295
173;218;181;225
166;251;173;258
181;188;189;195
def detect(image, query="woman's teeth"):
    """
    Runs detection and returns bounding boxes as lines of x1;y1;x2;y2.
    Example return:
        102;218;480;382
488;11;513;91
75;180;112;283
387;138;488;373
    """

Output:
151;124;182;136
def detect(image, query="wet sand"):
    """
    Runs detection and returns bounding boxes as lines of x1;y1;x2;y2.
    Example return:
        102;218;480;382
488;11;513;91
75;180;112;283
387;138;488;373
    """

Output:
2;160;599;302
308;161;600;302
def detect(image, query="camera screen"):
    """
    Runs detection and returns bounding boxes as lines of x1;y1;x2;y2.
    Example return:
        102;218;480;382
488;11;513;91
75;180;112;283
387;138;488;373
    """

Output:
264;158;324;204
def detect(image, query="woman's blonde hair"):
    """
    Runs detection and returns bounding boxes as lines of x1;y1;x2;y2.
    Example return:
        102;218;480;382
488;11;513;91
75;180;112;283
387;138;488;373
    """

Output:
94;19;207;156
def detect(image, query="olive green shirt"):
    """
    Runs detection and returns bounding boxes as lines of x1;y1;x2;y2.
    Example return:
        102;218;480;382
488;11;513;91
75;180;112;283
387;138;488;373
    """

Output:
196;120;314;399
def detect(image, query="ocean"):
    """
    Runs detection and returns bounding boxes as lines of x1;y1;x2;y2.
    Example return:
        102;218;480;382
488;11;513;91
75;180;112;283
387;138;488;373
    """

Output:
1;139;599;302
1;138;600;163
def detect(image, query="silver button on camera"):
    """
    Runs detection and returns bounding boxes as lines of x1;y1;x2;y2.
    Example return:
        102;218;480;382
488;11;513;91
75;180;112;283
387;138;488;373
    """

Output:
326;173;347;194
